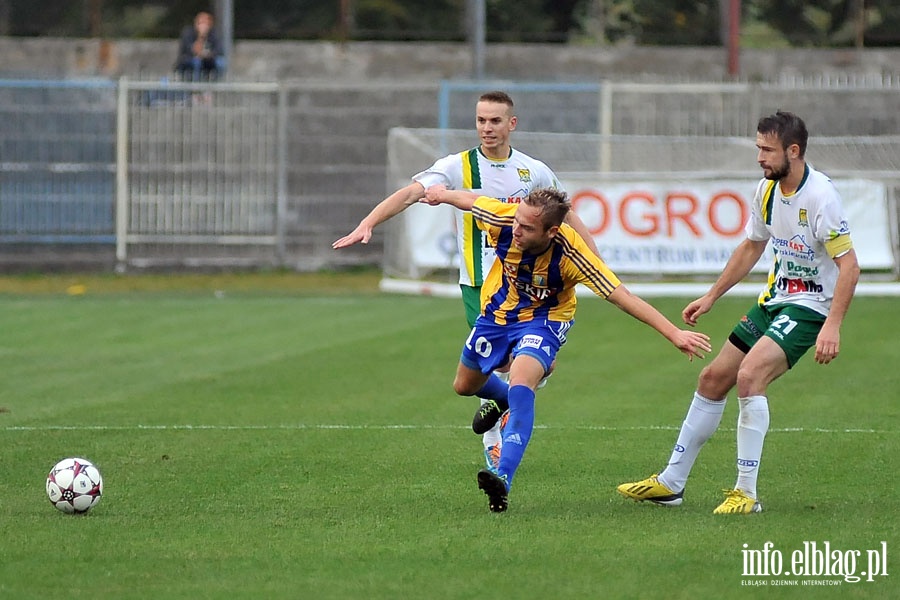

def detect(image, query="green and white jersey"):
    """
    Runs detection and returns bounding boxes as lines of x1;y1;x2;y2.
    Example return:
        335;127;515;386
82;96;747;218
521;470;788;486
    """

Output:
748;164;853;317
413;146;562;287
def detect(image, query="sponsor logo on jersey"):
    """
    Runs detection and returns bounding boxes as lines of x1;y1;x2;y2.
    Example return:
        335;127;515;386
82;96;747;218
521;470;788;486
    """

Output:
773;234;815;262
775;276;823;294
518;281;554;301
502;188;530;204
785;261;819;278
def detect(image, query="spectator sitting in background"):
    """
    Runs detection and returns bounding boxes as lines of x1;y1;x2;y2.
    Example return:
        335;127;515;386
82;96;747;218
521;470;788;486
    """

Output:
174;11;225;81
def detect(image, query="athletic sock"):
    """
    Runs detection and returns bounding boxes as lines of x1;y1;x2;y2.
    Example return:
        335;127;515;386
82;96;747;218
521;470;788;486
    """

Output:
474;374;509;409
480;399;502;449
735;395;769;499
497;385;535;489
658;392;726;493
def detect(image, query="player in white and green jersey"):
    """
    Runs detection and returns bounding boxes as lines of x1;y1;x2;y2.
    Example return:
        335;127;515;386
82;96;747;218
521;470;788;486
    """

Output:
618;111;860;515
333;91;599;474
412;143;563;292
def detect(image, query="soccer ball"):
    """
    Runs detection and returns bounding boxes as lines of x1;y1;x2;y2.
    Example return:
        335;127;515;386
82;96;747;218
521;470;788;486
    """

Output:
46;457;103;514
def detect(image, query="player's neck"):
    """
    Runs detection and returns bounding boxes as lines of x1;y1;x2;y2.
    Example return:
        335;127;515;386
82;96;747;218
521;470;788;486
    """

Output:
480;144;512;161
778;161;806;196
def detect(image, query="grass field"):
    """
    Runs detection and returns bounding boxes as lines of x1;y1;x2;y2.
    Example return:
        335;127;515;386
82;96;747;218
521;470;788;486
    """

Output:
0;272;897;599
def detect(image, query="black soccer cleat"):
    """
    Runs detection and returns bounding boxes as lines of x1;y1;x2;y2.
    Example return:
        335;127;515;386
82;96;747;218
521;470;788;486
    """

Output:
473;399;508;434
477;468;509;513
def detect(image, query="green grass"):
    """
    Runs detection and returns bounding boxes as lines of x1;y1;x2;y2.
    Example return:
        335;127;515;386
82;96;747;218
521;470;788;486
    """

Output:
0;274;897;599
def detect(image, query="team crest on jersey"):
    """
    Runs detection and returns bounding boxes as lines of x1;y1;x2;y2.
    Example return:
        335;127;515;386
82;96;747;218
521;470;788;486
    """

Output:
517;168;532;183
532;274;546;287
798;208;809;228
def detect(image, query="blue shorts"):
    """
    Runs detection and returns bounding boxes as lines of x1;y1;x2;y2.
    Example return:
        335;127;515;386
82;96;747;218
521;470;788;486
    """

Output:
460;316;572;376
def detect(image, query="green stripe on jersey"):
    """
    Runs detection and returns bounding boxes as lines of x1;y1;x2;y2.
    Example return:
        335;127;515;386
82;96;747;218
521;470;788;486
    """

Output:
466;148;482;189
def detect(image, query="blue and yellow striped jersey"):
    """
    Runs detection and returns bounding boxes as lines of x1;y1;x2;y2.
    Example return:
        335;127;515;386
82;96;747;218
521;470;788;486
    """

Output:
473;196;622;324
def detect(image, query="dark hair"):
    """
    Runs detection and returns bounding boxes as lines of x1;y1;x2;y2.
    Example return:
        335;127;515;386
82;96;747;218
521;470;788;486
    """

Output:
524;187;570;230
757;111;808;158
478;91;514;110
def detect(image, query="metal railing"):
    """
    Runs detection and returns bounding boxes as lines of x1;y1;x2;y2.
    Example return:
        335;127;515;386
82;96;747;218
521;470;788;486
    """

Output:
1;77;899;271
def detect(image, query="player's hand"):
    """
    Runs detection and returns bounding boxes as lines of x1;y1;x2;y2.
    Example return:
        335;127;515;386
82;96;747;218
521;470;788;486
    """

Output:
672;330;712;361
682;295;714;327
814;323;841;364
421;184;447;205
332;224;373;248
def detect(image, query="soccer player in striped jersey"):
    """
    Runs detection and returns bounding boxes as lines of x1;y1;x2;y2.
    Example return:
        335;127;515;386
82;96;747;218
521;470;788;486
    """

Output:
333;91;600;475
421;185;712;512
617;111;860;515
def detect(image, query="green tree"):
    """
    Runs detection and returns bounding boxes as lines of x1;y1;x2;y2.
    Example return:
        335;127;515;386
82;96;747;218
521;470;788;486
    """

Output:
3;0;899;46
630;0;721;45
755;0;899;47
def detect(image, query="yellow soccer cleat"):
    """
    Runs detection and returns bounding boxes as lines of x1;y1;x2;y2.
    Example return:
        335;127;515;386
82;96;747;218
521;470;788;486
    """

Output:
617;474;684;506
713;489;763;514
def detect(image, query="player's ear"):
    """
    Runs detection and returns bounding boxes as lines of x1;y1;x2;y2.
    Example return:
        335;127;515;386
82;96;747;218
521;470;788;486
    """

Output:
508;115;517;131
546;225;560;238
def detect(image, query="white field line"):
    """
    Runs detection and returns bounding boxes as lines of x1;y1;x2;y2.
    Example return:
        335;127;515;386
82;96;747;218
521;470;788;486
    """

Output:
1;424;893;434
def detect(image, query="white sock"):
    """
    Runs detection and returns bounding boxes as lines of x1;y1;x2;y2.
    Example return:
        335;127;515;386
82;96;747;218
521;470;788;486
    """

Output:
735;395;769;499
482;371;509;449
479;398;502;449
659;392;726;493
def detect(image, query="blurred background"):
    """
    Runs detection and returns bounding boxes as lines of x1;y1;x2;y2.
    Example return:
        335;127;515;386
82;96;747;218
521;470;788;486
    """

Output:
0;0;898;277
3;0;899;46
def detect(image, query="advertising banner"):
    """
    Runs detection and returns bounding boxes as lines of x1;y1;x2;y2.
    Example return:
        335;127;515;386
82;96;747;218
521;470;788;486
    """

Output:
403;178;893;275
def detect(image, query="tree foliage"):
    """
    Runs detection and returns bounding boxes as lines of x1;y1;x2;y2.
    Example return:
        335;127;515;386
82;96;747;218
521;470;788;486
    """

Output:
2;0;898;46
754;0;897;47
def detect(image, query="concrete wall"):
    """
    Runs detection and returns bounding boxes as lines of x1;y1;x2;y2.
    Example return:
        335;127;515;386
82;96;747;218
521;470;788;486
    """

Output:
2;36;898;272
2;36;899;82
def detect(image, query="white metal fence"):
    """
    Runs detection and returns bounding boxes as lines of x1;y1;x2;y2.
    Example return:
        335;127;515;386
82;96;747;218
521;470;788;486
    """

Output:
1;77;899;272
116;80;285;267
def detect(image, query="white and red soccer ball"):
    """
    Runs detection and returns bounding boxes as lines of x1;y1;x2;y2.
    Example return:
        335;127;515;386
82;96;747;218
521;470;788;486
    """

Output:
46;457;103;514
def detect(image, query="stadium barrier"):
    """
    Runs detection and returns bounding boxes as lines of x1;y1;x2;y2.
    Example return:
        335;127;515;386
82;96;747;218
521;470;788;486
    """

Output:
0;77;898;275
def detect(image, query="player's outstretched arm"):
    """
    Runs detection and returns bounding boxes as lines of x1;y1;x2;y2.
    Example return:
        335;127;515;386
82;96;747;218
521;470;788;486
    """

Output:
682;238;768;326
563;211;601;258
332;182;425;248
422;185;479;210
606;285;712;361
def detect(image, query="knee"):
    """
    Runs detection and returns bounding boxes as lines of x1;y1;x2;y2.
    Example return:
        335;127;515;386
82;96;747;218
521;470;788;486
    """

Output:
697;364;734;399
735;366;760;397
452;375;476;397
